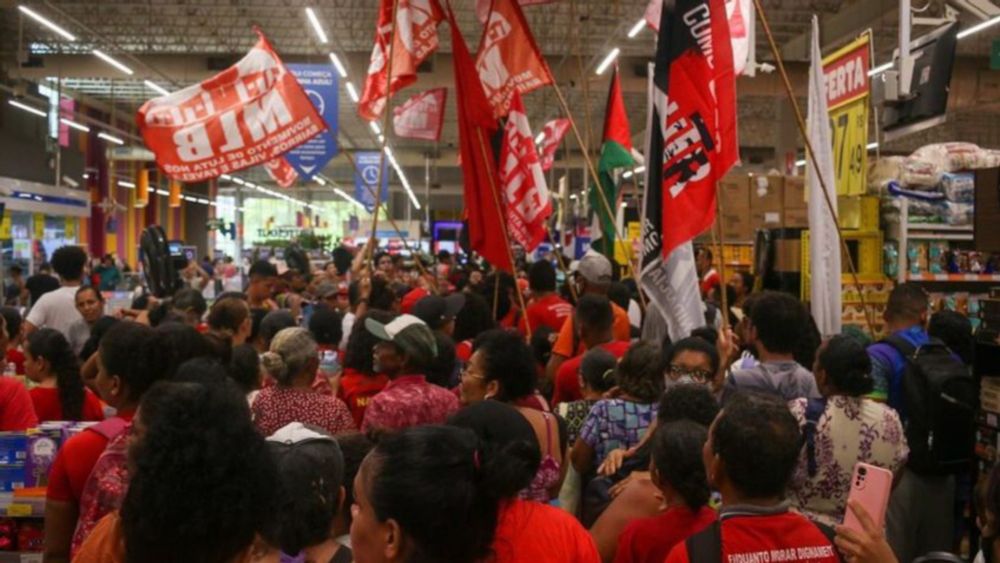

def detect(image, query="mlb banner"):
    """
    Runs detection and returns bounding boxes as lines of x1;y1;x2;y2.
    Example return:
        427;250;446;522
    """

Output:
286;63;339;179
137;31;326;183
393;88;448;141
354;151;390;212
475;0;553;118
538;118;571;171
264;157;298;188
499;91;551;251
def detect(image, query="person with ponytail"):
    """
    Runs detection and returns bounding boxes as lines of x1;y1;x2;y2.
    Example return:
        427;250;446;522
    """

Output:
788;334;909;526
25;328;103;422
252;327;355;436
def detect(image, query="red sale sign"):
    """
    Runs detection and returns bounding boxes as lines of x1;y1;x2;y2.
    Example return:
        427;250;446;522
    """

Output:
137;32;327;183
822;40;869;110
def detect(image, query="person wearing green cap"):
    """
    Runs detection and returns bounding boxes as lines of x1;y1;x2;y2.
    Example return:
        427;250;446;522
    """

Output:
360;314;459;433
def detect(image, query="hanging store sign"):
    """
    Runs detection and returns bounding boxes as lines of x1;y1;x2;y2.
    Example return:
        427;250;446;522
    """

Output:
822;33;870;196
285;64;339;179
353;151;389;213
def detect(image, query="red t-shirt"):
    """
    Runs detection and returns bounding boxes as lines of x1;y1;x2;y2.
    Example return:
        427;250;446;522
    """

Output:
520;294;573;334
665;508;840;563
47;410;136;504
492;499;600;562
613;505;716;563
337;368;390;428
5;349;25;376
552;341;631;405
0;377;37;431
29;387;105;422
699;269;720;299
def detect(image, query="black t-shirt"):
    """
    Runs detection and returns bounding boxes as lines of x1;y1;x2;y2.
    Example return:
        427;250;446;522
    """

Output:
25;274;60;305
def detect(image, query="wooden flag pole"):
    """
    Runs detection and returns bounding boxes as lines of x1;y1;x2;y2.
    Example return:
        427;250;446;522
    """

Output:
474;128;533;340
550;81;646;310
752;0;877;335
546;230;579;302
712;185;730;332
366;0;402;272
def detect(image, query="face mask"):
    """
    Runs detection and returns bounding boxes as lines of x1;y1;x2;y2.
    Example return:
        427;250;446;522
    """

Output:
664;374;698;390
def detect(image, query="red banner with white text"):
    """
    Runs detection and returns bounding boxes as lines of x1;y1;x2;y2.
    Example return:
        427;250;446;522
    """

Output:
137;32;326;183
499;91;552;251
264;157;298;188
393;88;448;141
538;118;571;171
475;0;553;118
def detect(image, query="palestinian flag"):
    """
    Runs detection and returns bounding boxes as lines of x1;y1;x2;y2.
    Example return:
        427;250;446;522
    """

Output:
591;65;634;261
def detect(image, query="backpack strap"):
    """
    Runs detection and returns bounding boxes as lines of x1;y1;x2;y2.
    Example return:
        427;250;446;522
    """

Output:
85;417;128;440
803;398;828;478
813;521;844;561
684;519;721;563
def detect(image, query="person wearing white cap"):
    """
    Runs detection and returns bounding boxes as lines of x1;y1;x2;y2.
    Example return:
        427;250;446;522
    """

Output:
544;251;633;384
360;315;459;433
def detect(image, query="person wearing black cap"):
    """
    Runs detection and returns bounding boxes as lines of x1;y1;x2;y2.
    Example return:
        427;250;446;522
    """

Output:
410;293;465;338
360;315;459;433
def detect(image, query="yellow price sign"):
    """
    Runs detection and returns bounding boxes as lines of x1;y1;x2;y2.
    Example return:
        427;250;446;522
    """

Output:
823;33;871;196
6;503;32;517
0;214;11;240
65;217;77;241
33;213;45;240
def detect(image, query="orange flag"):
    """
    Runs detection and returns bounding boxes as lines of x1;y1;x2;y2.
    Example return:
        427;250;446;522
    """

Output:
475;0;553;118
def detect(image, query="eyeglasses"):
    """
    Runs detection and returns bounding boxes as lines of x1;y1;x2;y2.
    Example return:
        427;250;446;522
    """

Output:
460;364;486;380
666;364;712;383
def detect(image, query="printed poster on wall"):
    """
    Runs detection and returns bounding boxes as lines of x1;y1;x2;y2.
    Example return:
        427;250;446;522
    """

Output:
822;32;870;196
353;151;389;213
286;63;339;179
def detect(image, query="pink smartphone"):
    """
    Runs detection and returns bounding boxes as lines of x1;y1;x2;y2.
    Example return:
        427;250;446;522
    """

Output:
842;462;893;533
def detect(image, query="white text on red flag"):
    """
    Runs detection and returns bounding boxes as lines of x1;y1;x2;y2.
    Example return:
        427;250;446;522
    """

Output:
499;92;552;251
393;88;448;141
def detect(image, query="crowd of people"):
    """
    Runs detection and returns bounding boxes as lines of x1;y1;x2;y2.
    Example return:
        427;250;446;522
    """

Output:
0;240;989;563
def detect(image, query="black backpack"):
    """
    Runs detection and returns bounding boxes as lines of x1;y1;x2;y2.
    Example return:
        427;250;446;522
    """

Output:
882;335;977;475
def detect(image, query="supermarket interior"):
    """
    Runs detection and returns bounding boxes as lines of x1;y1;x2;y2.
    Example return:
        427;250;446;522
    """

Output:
1;0;1000;562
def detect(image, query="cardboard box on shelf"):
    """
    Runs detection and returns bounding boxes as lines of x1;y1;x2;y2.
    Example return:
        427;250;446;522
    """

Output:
784;176;806;209
716;175;752;242
749;174;784;215
784;207;809;228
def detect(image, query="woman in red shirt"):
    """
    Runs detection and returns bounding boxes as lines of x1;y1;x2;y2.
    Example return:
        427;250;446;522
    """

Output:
25;329;103;422
337;310;392;427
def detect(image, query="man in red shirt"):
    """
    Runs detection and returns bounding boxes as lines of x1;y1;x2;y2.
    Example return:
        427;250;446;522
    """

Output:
520;261;572;334
552;295;630;405
696;247;720;300
361;314;459;433
666;393;840;563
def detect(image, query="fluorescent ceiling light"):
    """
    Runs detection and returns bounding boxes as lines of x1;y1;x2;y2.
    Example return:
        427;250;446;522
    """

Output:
60;117;90;132
345;82;360;103
155;189;169;196
334;187;365;209
623;170;634;179
595;47;620;75
18;6;76;41
534;131;545;144
143;80;170;96
8;99;46;117
118;180;135;189
231;177;246;186
305;7;329;44
620;201;628;207
220;174;232;181
868;62;892;77
866;141;879;150
196;198;210;204
329;53;348;78
958;14;1000;39
97;132;124;145
627;19;646;38
314;177;327;186
370;121;381;135
795;158;806;167
93;49;134;75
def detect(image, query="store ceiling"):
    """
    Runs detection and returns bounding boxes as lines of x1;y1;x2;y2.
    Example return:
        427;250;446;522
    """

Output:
1;0;999;208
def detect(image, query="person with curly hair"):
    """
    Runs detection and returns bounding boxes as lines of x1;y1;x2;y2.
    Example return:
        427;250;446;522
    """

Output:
338;311;392;427
25;328;103;422
253;327;355;436
613;420;716;563
571;340;663;477
74;377;279;563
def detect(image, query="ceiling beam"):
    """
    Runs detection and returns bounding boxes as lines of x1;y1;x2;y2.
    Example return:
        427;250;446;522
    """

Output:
779;1;896;61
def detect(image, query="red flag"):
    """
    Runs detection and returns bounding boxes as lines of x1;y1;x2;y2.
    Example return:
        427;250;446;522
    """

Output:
499;91;552;251
538;118;571;171
653;0;738;259
137;31;327;183
264;157;298;188
602;66;634;153
475;0;553;118
475;0;554;22
645;0;752;75
358;0;445;122
448;7;513;272
393;88;448;141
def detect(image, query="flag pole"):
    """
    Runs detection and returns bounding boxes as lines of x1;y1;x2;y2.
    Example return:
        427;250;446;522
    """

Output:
474;128;533;340
751;0;876;334
366;0;402;273
550;82;646;311
546;231;578;301
712;185;731;332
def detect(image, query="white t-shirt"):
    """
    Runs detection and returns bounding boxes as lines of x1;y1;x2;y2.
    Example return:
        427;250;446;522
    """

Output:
66;319;91;356
26;286;83;339
340;311;356;350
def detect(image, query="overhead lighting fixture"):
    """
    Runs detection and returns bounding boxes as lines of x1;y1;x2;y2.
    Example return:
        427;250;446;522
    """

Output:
370;121;381;135
143;80;170;96
118;180;135;189
18;6;76;41
305;7;329;44
866;141;879;150
59;117;90;133
314;177;327;186
196;198;210;205
155;189;170;196
345;82;360;103
633;166;646;174
93;49;134;75
97;132;124;145
8;99;46;117
534;131;546;144
868;62;892;77
958;14;1000;39
329;53;348;78
595;47;620;75
231;177;246;186
622;170;634;179
627;19;646;38
334;187;365;209
220;174;232;181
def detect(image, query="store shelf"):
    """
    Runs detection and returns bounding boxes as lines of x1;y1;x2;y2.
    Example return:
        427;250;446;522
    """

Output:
0;553;41;563
905;223;974;232
906;273;1000;282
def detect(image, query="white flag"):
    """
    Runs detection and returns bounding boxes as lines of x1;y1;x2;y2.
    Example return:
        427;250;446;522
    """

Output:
807;16;842;336
640;64;704;342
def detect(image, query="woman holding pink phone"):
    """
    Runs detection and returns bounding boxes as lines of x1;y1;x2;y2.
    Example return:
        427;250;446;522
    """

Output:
788;335;909;527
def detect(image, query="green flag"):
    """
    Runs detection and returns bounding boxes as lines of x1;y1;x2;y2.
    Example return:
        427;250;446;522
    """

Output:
591;65;634;262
